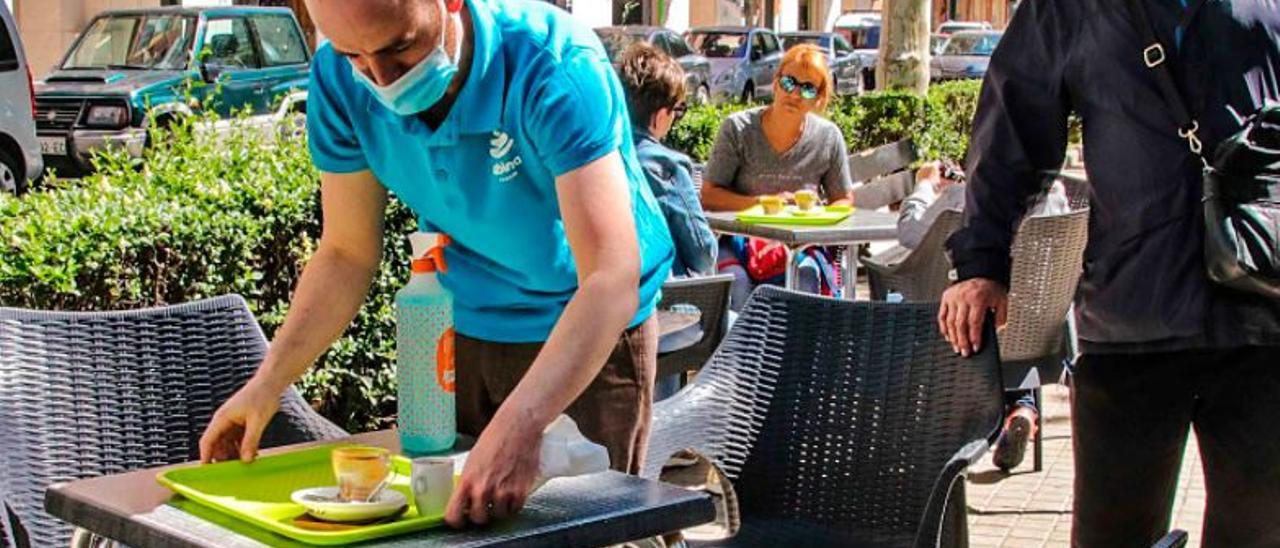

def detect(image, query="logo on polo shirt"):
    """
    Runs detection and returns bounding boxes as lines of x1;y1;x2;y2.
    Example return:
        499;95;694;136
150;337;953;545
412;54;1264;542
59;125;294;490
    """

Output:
490;130;523;182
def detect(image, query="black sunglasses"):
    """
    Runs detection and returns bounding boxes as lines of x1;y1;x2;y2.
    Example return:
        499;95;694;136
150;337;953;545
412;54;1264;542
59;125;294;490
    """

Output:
779;75;820;100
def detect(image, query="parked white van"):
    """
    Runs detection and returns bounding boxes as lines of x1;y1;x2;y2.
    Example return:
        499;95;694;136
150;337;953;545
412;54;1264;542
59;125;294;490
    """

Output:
0;2;41;193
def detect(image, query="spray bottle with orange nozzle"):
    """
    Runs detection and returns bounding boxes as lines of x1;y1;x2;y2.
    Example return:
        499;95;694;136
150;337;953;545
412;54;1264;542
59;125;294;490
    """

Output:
396;232;457;455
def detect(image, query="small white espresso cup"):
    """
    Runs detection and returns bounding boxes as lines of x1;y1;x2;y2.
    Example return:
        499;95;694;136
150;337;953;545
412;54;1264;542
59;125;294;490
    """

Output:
411;457;455;518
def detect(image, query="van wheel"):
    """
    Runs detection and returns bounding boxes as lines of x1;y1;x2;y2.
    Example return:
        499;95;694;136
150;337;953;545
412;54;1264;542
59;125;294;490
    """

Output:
145;115;177;150
0;147;26;195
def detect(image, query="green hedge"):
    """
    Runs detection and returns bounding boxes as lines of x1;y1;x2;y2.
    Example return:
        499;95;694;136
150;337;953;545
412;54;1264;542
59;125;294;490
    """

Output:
667;79;984;164
0;112;414;433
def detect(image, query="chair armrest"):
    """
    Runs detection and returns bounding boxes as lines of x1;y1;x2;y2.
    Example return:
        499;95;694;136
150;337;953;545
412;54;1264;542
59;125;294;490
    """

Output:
3;500;29;548
643;382;724;481
914;453;975;548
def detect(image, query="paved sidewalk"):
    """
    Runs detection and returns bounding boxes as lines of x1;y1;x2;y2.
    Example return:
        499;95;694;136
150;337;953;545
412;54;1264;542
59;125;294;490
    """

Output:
965;384;1207;547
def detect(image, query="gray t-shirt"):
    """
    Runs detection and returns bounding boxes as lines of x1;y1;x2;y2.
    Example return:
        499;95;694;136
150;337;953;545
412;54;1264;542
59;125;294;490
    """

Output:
703;107;853;202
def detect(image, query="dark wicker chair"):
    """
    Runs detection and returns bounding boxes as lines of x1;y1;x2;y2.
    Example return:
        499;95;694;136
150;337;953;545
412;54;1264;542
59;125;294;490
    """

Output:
1000;208;1089;471
1049;170;1091;211
1154;530;1189;548
849;139;919;210
0;295;347;548
644;286;1004;547
657;274;735;381
865;209;964;301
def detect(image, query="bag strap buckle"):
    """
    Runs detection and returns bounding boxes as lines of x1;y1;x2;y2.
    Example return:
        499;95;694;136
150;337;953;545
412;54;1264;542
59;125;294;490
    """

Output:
1178;120;1204;156
1143;43;1166;68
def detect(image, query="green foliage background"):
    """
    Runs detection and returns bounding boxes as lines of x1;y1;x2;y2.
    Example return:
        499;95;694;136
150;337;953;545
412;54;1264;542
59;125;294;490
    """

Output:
0;112;415;432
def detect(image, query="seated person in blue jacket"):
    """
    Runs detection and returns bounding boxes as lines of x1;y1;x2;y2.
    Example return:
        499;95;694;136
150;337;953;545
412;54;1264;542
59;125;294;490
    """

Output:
617;42;716;402
700;44;853;309
617;42;716;279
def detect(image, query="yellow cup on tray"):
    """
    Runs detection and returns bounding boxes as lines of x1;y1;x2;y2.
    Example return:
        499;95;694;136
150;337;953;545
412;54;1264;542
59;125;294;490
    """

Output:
794;189;819;211
759;195;785;215
331;446;392;502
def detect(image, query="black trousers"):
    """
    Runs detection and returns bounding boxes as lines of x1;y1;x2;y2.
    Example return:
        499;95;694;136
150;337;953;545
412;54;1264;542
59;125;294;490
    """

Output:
1071;346;1280;548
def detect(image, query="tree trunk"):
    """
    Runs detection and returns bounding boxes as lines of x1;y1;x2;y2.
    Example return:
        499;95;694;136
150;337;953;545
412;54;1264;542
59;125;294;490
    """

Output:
878;0;932;94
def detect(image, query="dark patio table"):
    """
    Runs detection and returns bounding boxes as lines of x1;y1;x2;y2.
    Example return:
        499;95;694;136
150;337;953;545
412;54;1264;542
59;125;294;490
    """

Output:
706;208;900;299
43;430;714;548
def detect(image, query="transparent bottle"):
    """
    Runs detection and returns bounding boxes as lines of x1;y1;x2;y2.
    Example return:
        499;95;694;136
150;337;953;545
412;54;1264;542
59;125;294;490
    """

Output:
396;232;457;455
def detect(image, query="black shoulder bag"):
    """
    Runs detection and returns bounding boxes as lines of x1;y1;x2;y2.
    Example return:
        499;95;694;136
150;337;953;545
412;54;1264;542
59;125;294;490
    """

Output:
1127;0;1280;299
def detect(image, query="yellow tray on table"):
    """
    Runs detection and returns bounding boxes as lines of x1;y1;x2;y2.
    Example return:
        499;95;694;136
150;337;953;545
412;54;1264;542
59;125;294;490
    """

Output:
735;204;854;225
157;444;444;546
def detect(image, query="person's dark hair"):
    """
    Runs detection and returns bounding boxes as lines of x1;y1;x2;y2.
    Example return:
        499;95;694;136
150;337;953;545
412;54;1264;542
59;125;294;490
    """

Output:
617;41;687;130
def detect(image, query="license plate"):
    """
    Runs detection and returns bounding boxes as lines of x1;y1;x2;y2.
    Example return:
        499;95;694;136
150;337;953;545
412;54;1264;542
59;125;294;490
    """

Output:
39;136;66;156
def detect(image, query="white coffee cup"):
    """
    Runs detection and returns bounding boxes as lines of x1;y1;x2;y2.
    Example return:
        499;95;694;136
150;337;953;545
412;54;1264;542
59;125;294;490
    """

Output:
411;457;454;518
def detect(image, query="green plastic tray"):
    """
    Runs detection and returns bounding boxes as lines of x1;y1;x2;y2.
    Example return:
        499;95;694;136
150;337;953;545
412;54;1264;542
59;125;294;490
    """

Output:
156;444;444;545
736;204;854;225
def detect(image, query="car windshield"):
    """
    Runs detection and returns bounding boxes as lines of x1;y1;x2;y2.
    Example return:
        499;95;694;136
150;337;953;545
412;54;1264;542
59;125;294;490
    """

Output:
943;33;1001;56
63;14;196;70
691;32;748;58
782;35;830;51
847;26;880;49
931;35;949;54
595;29;643;60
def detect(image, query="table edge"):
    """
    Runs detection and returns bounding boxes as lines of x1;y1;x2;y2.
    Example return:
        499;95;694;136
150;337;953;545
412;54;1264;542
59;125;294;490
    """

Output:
44;473;716;548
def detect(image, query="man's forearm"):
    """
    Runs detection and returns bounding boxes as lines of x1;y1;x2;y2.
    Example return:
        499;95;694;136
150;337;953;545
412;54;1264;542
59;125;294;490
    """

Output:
701;183;760;212
253;246;380;392
492;270;639;431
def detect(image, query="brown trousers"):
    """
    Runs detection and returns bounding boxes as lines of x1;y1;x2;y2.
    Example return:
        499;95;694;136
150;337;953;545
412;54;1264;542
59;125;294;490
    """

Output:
455;316;657;475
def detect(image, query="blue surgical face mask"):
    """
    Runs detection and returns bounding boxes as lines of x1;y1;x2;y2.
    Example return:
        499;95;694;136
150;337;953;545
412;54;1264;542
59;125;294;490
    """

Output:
352;6;461;116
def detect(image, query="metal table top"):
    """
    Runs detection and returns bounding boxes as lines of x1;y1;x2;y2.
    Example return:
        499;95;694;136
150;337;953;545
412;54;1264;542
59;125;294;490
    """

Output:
44;430;715;548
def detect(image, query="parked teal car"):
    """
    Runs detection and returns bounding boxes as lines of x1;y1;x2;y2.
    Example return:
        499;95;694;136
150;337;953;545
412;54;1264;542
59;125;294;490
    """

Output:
34;6;310;176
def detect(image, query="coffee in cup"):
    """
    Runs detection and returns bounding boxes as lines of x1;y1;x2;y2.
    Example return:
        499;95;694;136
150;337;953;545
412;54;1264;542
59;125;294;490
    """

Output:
331;446;392;502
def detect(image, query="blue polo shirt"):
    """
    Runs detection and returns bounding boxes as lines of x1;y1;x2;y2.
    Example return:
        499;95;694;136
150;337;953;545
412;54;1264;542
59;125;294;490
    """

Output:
307;0;674;343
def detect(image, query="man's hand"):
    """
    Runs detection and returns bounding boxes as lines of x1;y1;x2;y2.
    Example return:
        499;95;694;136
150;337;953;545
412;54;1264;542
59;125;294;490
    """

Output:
198;377;283;463
444;413;542;527
939;278;1008;357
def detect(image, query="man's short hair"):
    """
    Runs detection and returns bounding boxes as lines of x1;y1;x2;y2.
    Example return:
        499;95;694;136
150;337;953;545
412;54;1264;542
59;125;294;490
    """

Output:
617;41;687;130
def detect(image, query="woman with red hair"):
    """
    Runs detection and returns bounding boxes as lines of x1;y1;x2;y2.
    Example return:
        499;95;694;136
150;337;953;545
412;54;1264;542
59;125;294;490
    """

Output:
701;44;854;309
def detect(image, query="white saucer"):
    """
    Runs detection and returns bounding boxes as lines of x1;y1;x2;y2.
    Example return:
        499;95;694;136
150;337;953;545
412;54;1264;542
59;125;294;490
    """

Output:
290;487;408;523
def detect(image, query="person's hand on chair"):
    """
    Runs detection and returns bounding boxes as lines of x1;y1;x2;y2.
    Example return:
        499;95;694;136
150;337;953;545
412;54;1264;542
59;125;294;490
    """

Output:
939;278;1008;357
199;378;282;463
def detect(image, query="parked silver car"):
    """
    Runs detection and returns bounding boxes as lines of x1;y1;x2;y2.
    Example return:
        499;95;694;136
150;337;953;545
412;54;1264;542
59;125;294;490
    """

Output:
930;30;1002;81
930;33;950;56
834;12;880;91
778;31;864;96
0;2;42;193
687;26;783;103
937;20;993;36
596;26;714;105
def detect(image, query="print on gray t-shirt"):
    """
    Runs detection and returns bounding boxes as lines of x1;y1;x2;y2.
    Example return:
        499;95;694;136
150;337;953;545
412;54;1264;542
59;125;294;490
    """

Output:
703;107;853;202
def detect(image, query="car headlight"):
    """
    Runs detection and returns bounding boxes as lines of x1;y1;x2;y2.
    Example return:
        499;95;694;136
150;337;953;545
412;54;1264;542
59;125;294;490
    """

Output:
84;104;130;129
